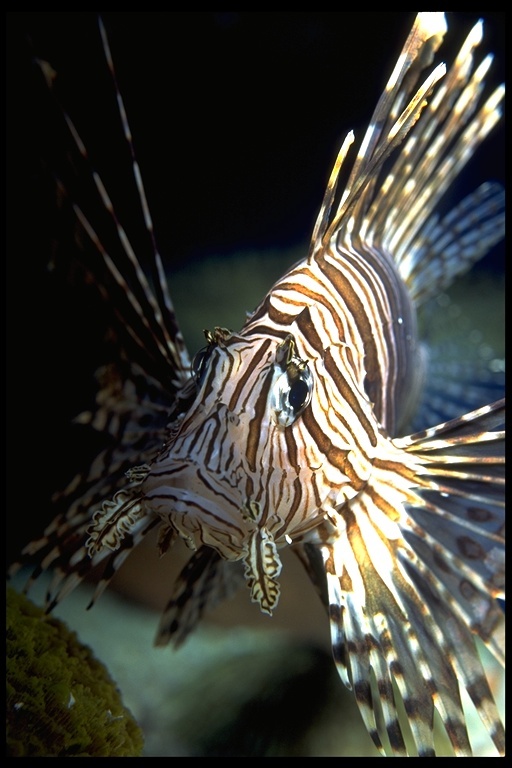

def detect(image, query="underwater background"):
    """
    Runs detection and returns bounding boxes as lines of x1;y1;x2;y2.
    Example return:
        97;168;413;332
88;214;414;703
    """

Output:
6;12;504;756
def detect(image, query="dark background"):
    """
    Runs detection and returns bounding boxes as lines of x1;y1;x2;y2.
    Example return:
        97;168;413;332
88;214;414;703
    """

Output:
6;12;505;562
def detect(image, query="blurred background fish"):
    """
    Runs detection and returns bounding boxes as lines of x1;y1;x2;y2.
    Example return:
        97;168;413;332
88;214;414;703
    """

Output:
6;11;504;757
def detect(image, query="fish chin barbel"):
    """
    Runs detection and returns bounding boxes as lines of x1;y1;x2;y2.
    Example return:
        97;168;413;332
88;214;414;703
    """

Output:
11;12;504;757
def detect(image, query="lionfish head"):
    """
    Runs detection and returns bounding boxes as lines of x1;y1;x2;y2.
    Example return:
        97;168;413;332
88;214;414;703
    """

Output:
142;323;350;595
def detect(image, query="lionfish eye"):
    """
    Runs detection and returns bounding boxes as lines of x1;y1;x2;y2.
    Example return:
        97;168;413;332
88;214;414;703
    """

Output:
289;375;311;412
192;345;213;385
270;361;313;427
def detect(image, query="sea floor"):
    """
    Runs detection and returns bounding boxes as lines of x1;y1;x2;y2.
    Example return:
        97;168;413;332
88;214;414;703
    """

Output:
9;557;504;757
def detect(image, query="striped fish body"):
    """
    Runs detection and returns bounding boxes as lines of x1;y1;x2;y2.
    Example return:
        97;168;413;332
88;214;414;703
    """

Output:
11;12;504;757
139;242;422;598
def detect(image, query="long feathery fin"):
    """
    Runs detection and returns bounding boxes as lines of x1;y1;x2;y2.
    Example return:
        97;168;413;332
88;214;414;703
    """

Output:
67;191;181;375
34;26;191;386
353;18;504;303
322;63;446;246
308;131;354;262
349;12;448;182
97;17;185;362
322;398;504;755
154;547;245;648
397;181;504;304
309;12;504;312
315;12;447;249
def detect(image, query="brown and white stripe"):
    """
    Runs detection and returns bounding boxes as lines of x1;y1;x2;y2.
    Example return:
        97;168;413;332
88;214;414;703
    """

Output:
10;12;504;757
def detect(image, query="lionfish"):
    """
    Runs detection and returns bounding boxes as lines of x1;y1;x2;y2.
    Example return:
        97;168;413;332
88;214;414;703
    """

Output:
10;12;504;757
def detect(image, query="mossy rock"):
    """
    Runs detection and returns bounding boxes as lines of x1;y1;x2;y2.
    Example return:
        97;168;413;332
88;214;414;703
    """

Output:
6;586;144;757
